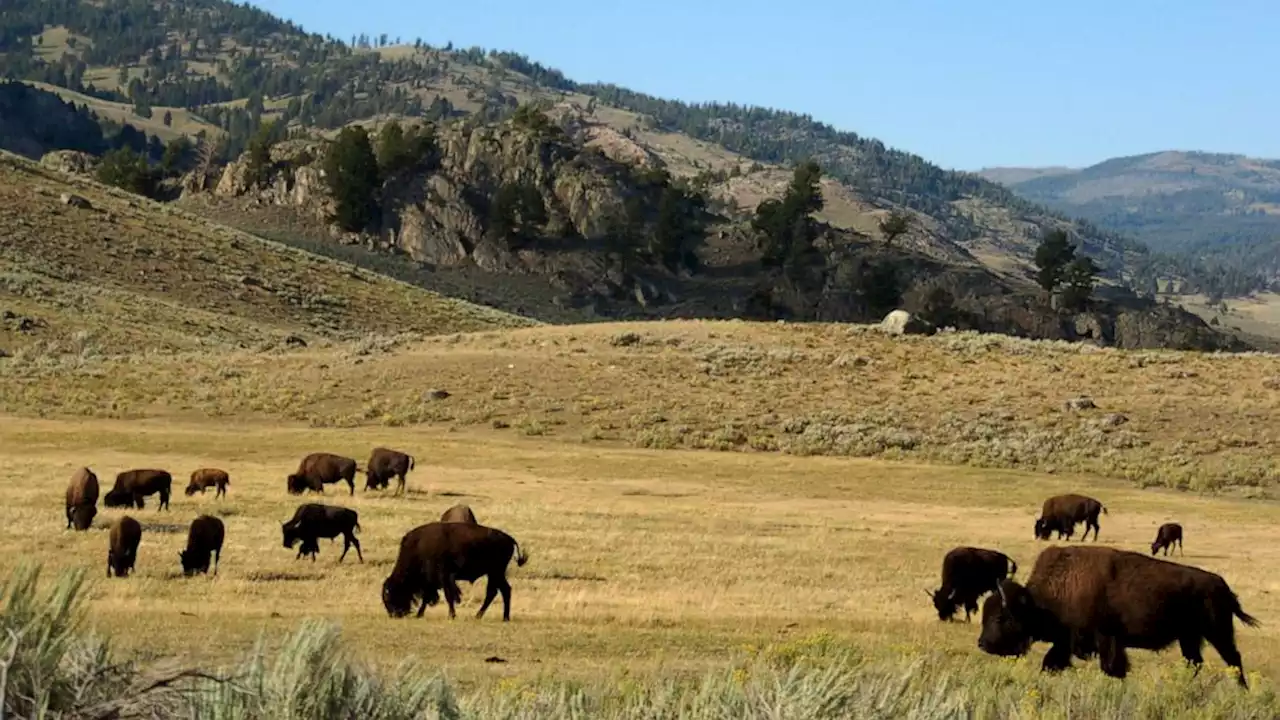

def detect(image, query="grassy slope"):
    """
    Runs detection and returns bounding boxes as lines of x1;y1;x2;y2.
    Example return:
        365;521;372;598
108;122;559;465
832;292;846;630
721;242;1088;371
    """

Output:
6;320;1280;491
0;150;534;355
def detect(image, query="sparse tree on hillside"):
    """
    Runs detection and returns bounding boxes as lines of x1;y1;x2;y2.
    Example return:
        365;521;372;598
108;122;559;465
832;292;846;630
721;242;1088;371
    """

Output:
162;110;173;127
97;147;155;197
878;211;911;247
754;159;823;271
322;126;382;232
1034;229;1076;294
488;181;547;249
244;120;279;188
1059;256;1100;312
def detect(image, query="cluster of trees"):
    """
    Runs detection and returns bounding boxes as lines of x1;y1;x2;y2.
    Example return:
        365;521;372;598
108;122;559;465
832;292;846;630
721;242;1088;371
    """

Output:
1033;230;1099;312
321;121;440;233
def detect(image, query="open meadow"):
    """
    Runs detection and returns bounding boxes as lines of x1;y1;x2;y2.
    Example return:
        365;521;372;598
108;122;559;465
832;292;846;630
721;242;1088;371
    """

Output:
4;321;1280;716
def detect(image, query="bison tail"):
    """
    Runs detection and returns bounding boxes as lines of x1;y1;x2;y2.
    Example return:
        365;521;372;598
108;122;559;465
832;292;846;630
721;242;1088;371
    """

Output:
354;521;362;534
409;456;415;471
514;541;530;567
1235;603;1262;629
1101;505;1109;515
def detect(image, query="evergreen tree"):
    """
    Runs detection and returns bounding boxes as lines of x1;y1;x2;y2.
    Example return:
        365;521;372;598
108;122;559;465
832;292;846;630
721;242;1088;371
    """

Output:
1034;229;1076;293
1060;256;1100;312
322;126;381;232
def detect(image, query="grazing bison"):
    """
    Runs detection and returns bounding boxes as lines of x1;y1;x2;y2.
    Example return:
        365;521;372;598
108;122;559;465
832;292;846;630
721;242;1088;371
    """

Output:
287;453;358;496
365;447;415;494
106;515;142;578
180;515;225;576
281;503;363;562
103;469;172;511
1033;493;1107;542
1151;522;1184;556
382;522;529;621
927;547;1018;622
440;503;477;524
977;545;1259;687
65;467;99;531
185;468;230;499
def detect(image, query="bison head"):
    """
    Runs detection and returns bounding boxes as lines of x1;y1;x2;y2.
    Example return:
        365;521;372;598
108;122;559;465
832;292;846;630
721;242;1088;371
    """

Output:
281;522;299;549
102;488;131;508
184;483;200;496
927;588;959;621
977;580;1037;657
286;475;305;495
178;549;207;576
70;505;97;531
382;576;414;617
1033;517;1050;540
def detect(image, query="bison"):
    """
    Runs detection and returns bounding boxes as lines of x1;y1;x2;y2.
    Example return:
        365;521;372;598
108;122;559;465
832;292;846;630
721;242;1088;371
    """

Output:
281;503;362;562
1151;522;1184;556
977;545;1259;687
103;469;172;511
382;521;529;622
185;468;230;499
65;467;99;531
180;515;225;576
1033;493;1107;542
440;503;477;524
106;515;142;578
927;547;1018;622
287;452;358;496
365;447;415;494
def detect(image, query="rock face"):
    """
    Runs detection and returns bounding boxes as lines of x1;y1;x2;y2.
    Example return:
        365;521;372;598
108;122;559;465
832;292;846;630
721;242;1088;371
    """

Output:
878;310;933;335
41;151;98;176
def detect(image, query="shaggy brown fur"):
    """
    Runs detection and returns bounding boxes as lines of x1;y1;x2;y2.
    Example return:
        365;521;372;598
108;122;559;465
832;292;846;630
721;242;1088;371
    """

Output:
103;469;172;511
440;504;478;524
382;522;529;622
180;515;225;576
106;516;142;578
365;447;415;495
65;467;99;531
978;545;1259;687
928;546;1017;622
1033;493;1107;541
287;453;358;496
1151;522;1184;556
185;468;230;498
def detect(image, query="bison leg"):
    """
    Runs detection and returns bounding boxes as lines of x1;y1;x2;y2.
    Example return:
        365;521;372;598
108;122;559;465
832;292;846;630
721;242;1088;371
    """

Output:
213;548;220;576
1087;519;1100;542
1041;641;1074;673
346;532;363;563
476;578;499;619
499;578;512;622
1097;635;1129;679
1179;635;1204;674
1205;631;1249;688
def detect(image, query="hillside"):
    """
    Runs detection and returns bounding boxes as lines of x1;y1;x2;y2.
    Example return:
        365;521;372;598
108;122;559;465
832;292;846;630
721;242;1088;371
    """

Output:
0;0;1179;288
0;149;533;357
980;152;1280;293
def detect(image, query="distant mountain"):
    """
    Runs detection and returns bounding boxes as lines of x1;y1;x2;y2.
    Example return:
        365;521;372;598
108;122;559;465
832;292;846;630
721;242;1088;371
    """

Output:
981;152;1280;289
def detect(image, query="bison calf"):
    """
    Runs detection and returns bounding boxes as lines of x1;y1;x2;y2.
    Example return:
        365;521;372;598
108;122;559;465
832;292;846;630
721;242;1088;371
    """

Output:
185;468;230;499
928;547;1017;622
977;545;1259;687
287;452;358;496
65;467;100;531
1151;522;1184;556
1034;493;1107;542
281;503;362;562
382;521;529;621
440;503;477;524
180;515;225;576
365;447;415;495
103;469;172;511
107;516;142;578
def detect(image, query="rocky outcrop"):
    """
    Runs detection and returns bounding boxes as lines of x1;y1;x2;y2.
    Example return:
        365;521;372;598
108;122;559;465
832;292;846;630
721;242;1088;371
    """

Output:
41;150;99;176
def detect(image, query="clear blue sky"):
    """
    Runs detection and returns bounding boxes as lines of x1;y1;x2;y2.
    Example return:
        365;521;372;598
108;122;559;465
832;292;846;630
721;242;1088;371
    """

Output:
251;0;1279;171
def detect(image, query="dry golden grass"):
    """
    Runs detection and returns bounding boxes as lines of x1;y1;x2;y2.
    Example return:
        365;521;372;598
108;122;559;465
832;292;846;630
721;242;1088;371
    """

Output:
3;411;1278;694
0;151;534;354
8;320;1280;494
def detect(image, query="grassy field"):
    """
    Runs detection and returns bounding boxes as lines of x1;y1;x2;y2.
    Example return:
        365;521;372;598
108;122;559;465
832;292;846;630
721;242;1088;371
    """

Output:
3;410;1279;708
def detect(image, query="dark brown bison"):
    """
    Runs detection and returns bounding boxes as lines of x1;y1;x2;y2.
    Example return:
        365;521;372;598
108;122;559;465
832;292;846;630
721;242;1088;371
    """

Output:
927;547;1017;622
382;522;529;621
103;469;172;511
287;453;358;496
365;447;415;494
977;545;1259;687
180;515;225;576
281;503;362;562
106;515;142;578
1033;493;1107;541
65;467;99;531
1151;522;1184;556
185;468;230;498
440;503;477;524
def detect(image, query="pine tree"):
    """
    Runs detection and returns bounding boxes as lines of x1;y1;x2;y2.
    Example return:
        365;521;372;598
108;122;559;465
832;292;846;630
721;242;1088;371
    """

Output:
322;126;381;232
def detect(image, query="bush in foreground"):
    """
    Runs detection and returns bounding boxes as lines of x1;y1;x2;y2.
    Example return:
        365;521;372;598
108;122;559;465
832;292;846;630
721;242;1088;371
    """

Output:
0;563;1275;718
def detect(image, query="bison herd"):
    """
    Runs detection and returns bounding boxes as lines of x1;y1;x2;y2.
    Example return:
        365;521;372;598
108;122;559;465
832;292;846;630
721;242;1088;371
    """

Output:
62;457;1261;688
934;492;1258;688
61;449;530;623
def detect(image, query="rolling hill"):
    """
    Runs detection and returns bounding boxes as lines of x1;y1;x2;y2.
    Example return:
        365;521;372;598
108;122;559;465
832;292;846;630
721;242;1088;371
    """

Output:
0;148;533;357
980;151;1280;292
